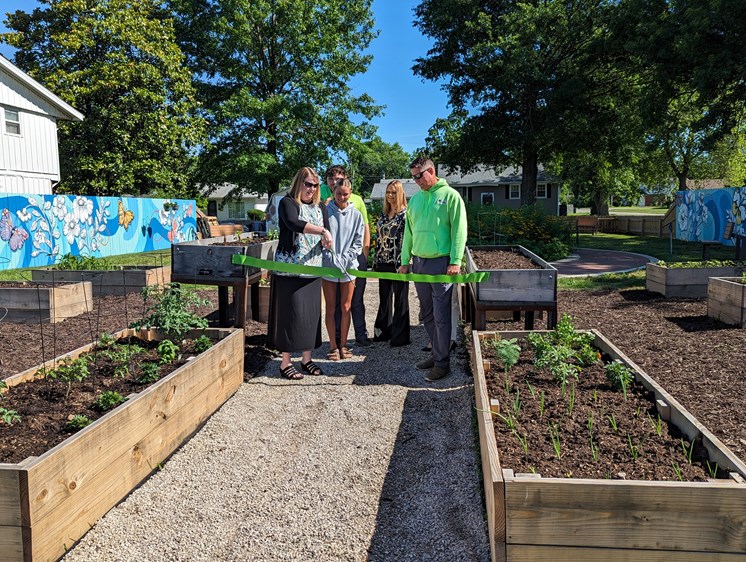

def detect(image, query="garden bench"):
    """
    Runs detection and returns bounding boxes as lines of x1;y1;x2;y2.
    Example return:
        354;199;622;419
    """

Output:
702;221;735;259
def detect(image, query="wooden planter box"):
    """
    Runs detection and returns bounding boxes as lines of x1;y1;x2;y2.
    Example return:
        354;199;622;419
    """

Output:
171;233;278;283
464;246;558;330
0;327;244;562
0;281;93;323
708;277;746;327
646;263;746;298
471;329;746;562
31;265;171;296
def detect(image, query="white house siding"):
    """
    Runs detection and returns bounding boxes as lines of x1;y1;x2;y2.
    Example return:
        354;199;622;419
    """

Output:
0;109;61;178
0;174;52;194
0;61;72;195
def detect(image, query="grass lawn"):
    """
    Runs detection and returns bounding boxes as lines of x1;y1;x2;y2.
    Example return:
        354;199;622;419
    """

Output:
609;206;668;215
559;232;742;290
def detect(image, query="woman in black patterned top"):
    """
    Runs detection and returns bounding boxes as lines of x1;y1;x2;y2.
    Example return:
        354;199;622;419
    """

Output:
268;167;333;380
373;180;410;346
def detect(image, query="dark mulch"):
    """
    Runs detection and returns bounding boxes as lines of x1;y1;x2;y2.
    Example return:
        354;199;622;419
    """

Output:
0;289;273;464
470;248;541;269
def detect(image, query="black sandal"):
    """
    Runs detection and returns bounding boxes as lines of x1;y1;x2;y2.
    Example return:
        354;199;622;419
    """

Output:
301;361;323;376
280;364;303;380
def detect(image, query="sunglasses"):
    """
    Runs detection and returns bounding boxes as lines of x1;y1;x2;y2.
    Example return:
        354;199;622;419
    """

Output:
303;180;319;189
412;168;430;180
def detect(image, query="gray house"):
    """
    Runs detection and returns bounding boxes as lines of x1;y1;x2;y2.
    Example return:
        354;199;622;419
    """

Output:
370;164;560;215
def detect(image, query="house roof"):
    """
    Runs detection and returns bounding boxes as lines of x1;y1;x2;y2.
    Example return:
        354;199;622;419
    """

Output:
0;55;84;122
203;183;270;200
438;164;555;186
369;164;557;200
369;179;421;200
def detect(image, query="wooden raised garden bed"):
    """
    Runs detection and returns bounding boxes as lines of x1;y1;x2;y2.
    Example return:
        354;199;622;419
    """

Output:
471;328;746;562
0;281;93;323
171;233;278;327
646;262;746;298
31;265;171;296
0;326;244;562
465;246;557;330
708;277;746;328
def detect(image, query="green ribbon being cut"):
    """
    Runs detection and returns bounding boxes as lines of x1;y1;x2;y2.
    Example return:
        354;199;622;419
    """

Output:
231;254;490;283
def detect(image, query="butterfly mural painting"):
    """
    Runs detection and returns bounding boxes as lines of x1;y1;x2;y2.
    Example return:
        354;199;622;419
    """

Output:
0;209;29;252
118;199;134;230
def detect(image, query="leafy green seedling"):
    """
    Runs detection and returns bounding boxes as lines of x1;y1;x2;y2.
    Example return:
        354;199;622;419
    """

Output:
193;335;213;353
93;391;127;412
604;360;634;400
65;415;92;432
0;407;21;425
138;362;161;384
157;340;180;364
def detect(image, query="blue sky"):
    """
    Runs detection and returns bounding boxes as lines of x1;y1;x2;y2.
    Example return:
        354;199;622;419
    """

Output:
0;0;450;154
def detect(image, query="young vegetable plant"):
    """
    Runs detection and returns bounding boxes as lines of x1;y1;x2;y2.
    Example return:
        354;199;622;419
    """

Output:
138;362;161;384
131;283;209;339
604;360;634;400
47;356;91;399
488;337;521;378
193;335;213;353
93;391;128;412
157;340;180;364
0;407;21;425
65;415;92;432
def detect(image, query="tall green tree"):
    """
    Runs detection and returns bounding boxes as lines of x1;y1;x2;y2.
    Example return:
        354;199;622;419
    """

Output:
413;0;622;205
347;136;411;196
169;0;381;197
2;0;206;196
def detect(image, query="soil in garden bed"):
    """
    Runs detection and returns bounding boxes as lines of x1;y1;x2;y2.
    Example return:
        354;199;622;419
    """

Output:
470;248;541;270
481;335;719;481
209;236;270;246
0;290;274;464
0;336;206;464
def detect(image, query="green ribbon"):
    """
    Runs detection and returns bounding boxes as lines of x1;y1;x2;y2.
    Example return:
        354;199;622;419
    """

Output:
231;254;490;283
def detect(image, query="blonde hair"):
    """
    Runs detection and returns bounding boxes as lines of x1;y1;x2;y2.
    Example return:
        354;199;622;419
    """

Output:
383;180;406;215
288;167;321;205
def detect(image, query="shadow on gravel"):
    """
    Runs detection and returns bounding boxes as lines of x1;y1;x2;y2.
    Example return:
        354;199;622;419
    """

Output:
366;388;491;561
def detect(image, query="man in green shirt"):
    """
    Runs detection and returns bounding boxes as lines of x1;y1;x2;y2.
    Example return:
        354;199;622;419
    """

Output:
398;156;467;381
322;165;372;348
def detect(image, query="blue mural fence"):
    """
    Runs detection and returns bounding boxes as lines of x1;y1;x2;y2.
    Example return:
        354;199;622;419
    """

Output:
676;187;746;244
0;193;197;270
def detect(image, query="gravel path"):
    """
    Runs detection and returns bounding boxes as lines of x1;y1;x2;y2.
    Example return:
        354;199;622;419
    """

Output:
64;282;490;561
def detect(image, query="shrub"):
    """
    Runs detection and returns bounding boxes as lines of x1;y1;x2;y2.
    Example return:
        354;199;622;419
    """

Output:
465;203;573;260
56;253;114;271
247;209;266;221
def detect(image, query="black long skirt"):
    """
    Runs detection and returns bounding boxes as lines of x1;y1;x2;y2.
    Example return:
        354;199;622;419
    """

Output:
267;274;323;352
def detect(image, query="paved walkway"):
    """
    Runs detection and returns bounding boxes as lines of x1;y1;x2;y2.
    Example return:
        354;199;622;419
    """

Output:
552;248;656;277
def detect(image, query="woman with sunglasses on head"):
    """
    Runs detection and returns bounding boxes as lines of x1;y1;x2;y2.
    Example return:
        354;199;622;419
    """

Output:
269;167;333;380
321;178;365;361
372;180;410;347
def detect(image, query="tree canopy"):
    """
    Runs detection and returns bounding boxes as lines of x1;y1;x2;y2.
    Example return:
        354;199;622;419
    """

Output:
2;0;206;196
169;0;382;196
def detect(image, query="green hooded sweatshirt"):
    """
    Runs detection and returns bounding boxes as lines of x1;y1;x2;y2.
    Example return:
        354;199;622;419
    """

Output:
401;178;467;266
